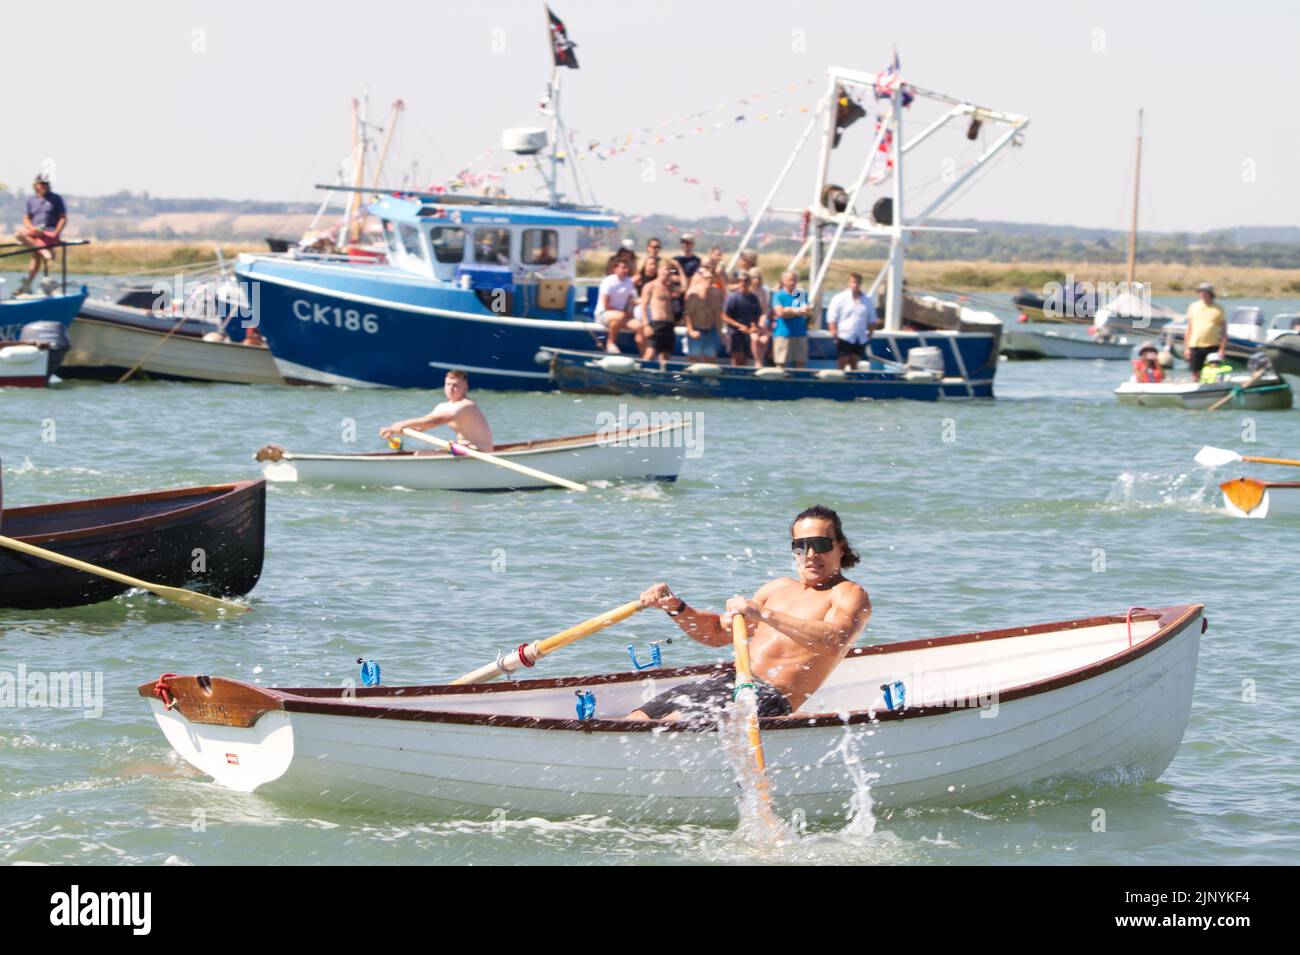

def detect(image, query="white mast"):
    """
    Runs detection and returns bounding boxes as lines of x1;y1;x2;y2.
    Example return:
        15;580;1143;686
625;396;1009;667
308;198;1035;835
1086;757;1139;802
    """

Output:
884;75;905;331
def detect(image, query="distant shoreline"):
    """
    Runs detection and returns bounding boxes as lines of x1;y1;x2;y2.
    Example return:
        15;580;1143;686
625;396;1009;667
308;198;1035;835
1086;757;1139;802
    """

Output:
5;240;1298;298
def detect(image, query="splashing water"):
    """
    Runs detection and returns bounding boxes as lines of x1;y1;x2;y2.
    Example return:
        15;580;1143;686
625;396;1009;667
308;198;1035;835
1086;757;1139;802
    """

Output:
717;696;798;846
1105;469;1219;511
820;725;879;839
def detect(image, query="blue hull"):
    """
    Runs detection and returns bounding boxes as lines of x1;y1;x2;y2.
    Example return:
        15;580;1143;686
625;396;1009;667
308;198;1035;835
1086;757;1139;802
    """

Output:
238;257;603;390
238;256;1000;392
0;288;87;341
548;349;992;401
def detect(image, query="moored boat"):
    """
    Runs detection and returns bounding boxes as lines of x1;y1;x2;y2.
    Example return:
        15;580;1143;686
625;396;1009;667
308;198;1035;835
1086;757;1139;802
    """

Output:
0;341;58;387
545;347;984;401
0;479;265;610
138;604;1205;823
1114;371;1293;410
1002;327;1135;360
1219;478;1300;519
254;423;690;490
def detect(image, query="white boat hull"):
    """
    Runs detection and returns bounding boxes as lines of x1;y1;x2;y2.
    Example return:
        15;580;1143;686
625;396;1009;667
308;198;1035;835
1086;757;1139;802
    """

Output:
65;317;284;384
1115;375;1293;410
0;343;51;387
142;605;1204;823
1002;328;1134;360
257;426;689;490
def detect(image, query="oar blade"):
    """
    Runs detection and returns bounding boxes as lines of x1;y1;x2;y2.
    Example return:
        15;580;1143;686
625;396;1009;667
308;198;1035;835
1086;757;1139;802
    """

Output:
1195;446;1239;468
150;584;250;617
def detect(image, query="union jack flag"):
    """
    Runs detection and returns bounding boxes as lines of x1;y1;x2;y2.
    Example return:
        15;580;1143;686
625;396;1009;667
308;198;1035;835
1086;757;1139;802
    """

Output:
874;49;914;107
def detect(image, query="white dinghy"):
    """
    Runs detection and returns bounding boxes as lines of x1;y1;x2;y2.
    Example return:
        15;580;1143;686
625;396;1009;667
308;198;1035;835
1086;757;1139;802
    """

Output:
255;422;690;491
140;604;1206;824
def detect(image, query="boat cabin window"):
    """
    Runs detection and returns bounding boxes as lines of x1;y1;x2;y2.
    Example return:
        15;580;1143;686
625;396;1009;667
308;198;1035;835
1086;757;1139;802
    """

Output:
398;224;425;261
1231;307;1263;327
473;228;511;265
521;229;560;266
429;226;465;264
382;221;401;258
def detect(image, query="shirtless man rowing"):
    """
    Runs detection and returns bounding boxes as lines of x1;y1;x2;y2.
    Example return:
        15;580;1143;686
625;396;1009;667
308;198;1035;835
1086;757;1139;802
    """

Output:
379;369;494;452
627;505;871;722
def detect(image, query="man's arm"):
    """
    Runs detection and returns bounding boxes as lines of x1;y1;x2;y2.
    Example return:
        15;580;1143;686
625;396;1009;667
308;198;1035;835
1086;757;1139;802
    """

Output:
640;582;729;646
730;582;871;651
52;214;67;239
380;404;453;437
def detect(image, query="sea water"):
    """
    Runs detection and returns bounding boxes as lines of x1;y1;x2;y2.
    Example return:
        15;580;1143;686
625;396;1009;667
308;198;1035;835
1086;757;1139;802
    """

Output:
2;299;1299;865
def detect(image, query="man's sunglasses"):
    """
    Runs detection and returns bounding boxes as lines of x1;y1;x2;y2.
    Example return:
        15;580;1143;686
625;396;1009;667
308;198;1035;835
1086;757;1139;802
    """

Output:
791;536;835;554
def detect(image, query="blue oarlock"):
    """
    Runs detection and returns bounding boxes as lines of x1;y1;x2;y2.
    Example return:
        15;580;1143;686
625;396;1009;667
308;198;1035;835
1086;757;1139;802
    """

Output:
881;679;906;712
357;658;381;687
574;690;596;721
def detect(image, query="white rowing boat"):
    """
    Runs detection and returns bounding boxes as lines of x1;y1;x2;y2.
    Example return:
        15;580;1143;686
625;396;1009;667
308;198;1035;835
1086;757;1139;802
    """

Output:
1219;478;1300;519
139;604;1205;823
1002;327;1135;361
1115;372;1293;410
254;423;690;491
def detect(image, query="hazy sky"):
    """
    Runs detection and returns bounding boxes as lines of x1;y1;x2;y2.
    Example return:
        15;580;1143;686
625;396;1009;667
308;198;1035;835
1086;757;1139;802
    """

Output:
4;0;1298;232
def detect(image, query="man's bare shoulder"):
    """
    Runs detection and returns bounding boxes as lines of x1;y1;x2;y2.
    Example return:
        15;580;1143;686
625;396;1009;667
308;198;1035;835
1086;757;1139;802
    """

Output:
831;577;870;609
754;576;799;600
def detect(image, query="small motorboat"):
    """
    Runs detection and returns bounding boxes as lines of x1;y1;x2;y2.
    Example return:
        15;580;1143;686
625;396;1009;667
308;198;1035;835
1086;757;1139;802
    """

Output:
0;479;265;610
1264;330;1300;379
545;348;989;401
254;424;690;490
1219;478;1300;519
0;341;59;387
138;604;1205;823
1002;327;1135;360
1115;371;1293;410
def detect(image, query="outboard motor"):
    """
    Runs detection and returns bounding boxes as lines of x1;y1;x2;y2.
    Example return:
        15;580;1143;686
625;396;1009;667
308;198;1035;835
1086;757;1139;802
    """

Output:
19;321;71;375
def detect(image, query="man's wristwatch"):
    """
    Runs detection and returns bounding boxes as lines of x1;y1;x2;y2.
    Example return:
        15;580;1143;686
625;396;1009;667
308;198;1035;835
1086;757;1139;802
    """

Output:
666;598;687;616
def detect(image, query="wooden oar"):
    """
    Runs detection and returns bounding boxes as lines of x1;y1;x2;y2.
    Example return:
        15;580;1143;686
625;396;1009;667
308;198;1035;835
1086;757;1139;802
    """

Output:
731;614;774;810
1220;478;1268;516
400;428;587;492
1205;367;1267;412
0;534;248;616
1195;446;1300;469
451;600;643;685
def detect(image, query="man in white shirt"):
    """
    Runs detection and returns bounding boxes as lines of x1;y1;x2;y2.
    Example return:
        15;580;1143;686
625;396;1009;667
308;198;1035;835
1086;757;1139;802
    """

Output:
595;259;638;353
827;273;878;370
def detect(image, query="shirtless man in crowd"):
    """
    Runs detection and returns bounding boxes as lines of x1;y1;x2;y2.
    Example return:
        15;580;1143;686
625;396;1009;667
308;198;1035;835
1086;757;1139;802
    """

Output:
627;504;872;722
379;369;494;452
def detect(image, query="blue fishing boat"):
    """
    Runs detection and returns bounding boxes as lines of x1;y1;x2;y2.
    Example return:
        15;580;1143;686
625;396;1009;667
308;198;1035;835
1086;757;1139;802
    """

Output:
236;192;618;389
545;348;987;401
0;239;89;341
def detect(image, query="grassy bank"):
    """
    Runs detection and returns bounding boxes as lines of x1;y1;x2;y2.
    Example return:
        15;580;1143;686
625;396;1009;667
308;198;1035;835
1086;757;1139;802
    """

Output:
8;240;1297;296
0;239;263;275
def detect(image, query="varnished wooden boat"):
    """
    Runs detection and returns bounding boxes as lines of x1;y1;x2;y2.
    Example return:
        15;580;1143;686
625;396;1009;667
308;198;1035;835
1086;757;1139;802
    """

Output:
0;480;265;610
254;424;689;490
1219;478;1300;519
139;604;1205;823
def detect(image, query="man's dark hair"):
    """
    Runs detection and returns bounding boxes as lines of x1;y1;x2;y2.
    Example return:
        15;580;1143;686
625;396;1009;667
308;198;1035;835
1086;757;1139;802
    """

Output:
848;272;863;282
791;504;860;568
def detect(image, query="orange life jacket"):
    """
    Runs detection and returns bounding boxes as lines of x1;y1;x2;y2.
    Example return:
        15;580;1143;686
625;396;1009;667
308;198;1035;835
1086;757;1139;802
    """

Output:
1132;359;1163;383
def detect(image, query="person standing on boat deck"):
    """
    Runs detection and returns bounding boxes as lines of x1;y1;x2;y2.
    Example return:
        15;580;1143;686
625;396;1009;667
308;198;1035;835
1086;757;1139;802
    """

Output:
12;176;67;297
627;505;872;723
640;260;685;364
1184;282;1227;379
684;263;725;360
827;273;878;370
595;259;638;353
379;370;494;452
771;270;812;368
722;271;770;367
671;234;702;324
634;238;663;293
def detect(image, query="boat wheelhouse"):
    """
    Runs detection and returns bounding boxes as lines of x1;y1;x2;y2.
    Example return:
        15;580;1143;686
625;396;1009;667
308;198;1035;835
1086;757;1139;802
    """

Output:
237;192;618;389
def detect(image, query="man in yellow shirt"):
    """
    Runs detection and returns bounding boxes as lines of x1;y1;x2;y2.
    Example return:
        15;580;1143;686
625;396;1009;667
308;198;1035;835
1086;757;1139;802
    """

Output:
1184;281;1227;379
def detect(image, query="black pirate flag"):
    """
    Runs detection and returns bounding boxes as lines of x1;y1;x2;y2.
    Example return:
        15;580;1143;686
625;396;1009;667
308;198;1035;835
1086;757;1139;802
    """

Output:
547;6;579;69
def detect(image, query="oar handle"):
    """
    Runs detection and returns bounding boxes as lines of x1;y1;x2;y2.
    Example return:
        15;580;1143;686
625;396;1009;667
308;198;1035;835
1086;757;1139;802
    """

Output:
730;613;769;779
731;613;756;684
